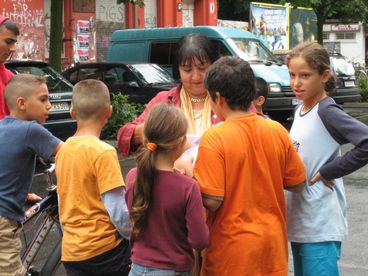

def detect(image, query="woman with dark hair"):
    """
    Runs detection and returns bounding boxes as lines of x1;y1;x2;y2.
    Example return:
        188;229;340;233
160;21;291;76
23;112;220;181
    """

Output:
117;33;222;157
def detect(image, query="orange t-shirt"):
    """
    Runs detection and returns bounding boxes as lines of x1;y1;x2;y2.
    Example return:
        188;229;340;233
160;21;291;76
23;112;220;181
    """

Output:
194;113;305;276
56;136;124;261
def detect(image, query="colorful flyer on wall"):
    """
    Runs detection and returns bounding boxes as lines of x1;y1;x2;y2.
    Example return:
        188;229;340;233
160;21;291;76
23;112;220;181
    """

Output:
77;34;90;48
77;49;89;61
77;20;90;33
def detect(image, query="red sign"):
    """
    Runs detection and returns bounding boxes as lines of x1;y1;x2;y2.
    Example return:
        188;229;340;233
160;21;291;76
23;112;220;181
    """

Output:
331;24;360;31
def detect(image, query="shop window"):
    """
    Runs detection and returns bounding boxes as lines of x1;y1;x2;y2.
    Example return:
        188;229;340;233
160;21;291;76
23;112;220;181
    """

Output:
335;32;356;40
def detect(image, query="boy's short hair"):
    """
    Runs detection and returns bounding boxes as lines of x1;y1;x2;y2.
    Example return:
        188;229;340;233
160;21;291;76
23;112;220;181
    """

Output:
4;74;47;110
205;56;256;110
0;19;20;36
72;79;110;120
254;77;269;100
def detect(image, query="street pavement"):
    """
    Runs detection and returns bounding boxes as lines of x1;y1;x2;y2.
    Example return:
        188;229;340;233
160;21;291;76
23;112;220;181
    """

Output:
29;111;368;276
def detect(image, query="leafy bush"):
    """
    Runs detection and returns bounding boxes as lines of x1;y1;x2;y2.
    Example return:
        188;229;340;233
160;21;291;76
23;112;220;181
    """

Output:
101;93;144;140
358;75;368;102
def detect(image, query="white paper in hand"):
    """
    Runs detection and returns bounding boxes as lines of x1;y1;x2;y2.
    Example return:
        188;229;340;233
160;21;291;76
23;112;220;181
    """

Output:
185;134;201;164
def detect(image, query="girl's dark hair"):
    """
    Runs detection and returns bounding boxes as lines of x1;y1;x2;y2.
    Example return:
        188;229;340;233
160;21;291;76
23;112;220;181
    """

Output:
172;33;218;80
286;42;336;94
1;20;19;36
130;103;188;235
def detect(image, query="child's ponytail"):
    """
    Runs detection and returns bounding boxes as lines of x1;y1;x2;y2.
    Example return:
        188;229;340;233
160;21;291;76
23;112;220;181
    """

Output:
130;143;156;235
325;74;337;95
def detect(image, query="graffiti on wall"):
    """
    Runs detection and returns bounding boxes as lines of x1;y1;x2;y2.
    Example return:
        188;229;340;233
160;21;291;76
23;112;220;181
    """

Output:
2;0;45;60
95;0;125;61
95;20;124;61
97;1;124;22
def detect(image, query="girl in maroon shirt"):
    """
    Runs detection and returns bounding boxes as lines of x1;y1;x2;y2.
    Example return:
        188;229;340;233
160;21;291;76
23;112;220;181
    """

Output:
125;103;209;276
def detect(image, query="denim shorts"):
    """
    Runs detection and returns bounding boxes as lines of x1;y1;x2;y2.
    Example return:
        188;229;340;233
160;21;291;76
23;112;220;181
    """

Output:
129;262;190;276
291;241;342;276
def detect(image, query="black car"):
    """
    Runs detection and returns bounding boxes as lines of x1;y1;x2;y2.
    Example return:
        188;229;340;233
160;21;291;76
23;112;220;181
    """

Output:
62;62;178;104
5;61;76;141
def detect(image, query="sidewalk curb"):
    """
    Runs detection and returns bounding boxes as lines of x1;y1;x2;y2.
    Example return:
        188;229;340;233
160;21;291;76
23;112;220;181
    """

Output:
343;102;368;109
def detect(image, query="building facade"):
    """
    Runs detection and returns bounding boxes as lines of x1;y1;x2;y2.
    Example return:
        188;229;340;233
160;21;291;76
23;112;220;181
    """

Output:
323;22;366;66
1;0;218;68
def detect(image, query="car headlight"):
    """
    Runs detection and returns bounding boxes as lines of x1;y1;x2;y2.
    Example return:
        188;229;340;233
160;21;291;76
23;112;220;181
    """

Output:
269;83;281;93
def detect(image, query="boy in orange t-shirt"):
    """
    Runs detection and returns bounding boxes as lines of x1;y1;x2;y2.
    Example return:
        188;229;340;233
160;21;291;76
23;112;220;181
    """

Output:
194;56;306;276
56;80;131;275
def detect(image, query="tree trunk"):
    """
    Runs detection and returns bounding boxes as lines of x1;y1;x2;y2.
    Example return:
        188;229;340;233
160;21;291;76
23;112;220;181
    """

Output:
316;12;325;45
49;0;63;72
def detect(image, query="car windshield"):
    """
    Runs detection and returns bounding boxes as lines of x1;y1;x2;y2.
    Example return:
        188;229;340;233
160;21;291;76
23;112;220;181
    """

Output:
9;65;73;92
229;38;279;63
330;56;355;76
129;63;175;85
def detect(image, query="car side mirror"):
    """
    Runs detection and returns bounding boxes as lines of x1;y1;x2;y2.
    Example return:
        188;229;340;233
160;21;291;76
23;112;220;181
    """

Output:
127;81;139;87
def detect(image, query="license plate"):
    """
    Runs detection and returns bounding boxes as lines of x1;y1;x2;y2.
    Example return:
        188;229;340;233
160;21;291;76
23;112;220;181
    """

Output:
292;98;298;105
344;81;355;87
50;102;69;112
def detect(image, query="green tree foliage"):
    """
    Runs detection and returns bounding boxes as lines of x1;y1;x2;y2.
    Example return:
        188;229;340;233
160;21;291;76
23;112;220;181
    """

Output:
358;75;368;102
101;93;144;140
116;0;144;8
218;0;281;21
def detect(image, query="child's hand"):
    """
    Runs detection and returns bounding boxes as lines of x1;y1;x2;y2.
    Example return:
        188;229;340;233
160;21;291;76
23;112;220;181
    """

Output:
174;153;194;177
27;193;42;202
310;172;334;191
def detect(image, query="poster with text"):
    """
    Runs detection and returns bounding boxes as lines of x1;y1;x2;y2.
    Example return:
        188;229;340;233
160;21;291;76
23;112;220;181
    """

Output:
250;3;288;51
77;49;90;62
290;8;317;49
77;34;90;48
77;20;90;33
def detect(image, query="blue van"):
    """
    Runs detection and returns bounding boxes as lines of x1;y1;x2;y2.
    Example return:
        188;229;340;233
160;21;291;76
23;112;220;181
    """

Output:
107;26;296;120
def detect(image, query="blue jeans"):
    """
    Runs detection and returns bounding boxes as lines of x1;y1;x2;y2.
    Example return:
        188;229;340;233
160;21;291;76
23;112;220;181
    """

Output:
291;241;341;276
128;262;190;276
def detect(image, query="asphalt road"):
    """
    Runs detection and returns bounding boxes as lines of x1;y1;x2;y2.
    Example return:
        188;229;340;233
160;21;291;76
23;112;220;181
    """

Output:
28;110;368;276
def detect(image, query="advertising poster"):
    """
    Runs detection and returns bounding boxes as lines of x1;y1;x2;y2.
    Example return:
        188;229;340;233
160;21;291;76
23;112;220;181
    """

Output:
250;2;288;51
75;19;96;63
77;34;90;48
290;8;317;49
77;20;90;33
77;49;90;62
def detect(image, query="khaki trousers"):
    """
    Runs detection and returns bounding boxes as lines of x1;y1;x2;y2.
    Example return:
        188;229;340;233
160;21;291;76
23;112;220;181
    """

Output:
0;216;27;276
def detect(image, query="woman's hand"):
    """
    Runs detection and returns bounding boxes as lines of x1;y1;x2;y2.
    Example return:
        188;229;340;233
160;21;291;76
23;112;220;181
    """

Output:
310;171;334;191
